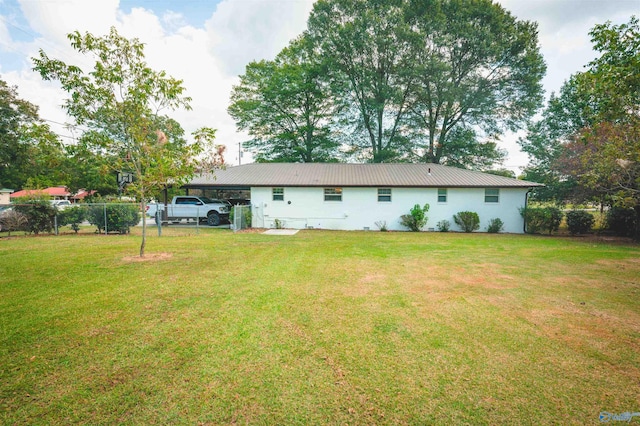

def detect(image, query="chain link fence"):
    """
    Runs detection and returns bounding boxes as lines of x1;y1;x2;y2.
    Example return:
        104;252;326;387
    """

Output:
0;202;143;236
232;205;252;232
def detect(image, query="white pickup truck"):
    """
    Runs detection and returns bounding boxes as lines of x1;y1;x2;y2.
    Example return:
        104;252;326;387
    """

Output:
147;196;230;226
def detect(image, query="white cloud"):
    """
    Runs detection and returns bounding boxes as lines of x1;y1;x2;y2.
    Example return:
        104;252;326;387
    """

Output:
205;0;315;75
18;0;119;44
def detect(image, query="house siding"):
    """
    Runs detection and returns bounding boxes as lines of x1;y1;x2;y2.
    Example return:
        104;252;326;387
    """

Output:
251;186;529;233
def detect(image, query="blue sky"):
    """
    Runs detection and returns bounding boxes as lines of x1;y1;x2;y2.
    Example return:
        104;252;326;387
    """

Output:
0;0;638;168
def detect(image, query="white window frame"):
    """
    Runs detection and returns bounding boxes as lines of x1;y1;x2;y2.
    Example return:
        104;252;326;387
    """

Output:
485;188;500;203
272;187;284;201
324;188;343;202
377;188;392;202
437;188;447;203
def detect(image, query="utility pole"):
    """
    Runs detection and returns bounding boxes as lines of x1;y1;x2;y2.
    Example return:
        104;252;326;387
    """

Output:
238;142;243;165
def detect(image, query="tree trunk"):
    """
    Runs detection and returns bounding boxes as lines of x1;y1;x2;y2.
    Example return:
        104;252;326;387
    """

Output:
140;199;146;257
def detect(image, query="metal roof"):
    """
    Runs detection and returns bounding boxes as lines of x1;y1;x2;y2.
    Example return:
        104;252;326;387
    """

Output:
186;163;543;188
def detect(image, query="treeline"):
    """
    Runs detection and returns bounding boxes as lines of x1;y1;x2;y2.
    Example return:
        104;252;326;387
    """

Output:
228;0;545;168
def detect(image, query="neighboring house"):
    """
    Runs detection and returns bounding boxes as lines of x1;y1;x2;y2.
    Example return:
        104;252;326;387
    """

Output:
10;186;72;201
0;188;13;205
72;189;96;202
9;187;95;203
184;163;543;233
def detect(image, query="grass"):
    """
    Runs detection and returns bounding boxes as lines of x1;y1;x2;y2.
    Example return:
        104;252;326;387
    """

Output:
1;229;639;424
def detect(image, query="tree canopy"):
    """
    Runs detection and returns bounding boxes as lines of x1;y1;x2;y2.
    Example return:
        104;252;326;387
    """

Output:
229;36;339;163
0;79;66;190
230;0;546;168
520;16;640;211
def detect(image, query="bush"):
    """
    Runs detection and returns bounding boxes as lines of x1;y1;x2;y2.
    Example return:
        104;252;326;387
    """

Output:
453;211;480;233
565;210;595;235
87;203;140;234
436;220;450;232
58;206;87;233
0;209;28;236
606;206;638;237
520;207;563;235
13;197;57;234
400;204;429;231
486;218;504;233
375;220;388;232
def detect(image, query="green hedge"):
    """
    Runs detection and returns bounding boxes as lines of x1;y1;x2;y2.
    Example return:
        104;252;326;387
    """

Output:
87;203;140;234
520;207;563;235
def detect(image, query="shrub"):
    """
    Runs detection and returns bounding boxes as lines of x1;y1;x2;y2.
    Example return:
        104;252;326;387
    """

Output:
87;202;140;234
0;209;28;236
436;220;450;232
565;210;595;235
375;220;388;232
13;197;56;234
606;206;638;237
486;218;504;233
58;206;87;233
400;204;429;232
520;207;563;235
453;211;480;233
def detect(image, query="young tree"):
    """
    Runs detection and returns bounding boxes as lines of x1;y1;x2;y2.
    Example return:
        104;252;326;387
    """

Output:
228;36;339;162
33;27;201;256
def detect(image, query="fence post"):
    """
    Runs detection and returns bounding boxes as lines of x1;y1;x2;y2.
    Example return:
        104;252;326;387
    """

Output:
233;205;238;233
54;213;58;235
103;203;108;235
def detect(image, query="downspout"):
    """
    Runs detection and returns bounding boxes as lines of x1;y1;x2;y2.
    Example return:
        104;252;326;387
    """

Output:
524;188;533;233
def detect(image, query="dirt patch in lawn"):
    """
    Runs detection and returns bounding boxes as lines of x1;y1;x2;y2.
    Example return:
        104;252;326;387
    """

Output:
122;252;173;262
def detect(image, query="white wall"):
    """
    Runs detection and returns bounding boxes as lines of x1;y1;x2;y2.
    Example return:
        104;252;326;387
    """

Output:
251;186;530;233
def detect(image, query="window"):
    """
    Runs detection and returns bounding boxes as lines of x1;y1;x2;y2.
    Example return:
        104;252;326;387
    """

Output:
272;187;284;201
485;188;500;203
324;188;342;201
437;188;447;203
378;188;391;202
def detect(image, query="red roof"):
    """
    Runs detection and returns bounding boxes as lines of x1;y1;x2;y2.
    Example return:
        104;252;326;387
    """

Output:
72;190;96;200
11;186;71;199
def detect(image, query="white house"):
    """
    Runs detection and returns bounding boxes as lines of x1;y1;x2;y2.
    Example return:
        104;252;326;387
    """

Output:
185;163;543;233
0;188;13;205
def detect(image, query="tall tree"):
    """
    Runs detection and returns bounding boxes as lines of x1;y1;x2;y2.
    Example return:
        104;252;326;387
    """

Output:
229;36;339;162
405;0;545;166
303;0;545;165
518;75;593;202
33;27;201;256
0;79;66;190
520;16;639;207
307;0;415;163
561;17;640;207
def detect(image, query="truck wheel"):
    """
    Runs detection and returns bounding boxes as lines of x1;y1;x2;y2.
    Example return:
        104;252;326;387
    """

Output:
207;211;220;226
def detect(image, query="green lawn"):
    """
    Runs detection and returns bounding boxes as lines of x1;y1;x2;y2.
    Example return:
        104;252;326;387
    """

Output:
1;229;639;424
